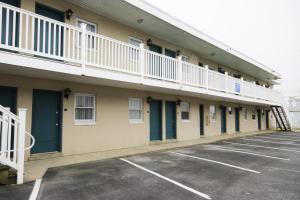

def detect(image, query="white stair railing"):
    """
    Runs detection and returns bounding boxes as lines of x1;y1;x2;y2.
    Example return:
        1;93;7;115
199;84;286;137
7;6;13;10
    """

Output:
0;105;33;184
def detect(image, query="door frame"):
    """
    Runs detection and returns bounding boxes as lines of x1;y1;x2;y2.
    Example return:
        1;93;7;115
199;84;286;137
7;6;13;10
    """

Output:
149;100;162;141
165;101;177;140
31;89;63;154
199;104;204;136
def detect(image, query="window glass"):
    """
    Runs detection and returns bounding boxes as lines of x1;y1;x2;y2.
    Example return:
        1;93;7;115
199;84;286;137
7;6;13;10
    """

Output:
129;98;143;121
75;94;96;123
77;18;97;49
181;102;190;120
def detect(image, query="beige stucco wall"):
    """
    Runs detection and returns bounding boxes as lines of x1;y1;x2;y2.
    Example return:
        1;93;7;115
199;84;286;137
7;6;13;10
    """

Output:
19;0;271;86
0;74;272;161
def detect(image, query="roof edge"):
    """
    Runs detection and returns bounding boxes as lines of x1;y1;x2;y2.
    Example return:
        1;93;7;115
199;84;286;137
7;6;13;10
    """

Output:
124;0;281;79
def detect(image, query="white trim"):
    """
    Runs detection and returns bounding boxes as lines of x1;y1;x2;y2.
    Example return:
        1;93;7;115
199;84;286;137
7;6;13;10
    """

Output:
76;17;98;32
128;36;143;46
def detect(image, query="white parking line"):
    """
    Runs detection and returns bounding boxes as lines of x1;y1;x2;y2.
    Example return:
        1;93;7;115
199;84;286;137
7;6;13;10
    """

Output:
241;138;300;146
29;179;42;200
266;135;300;139
224;141;300;153
169;152;261;174
205;145;290;161
253;135;300;142
120;158;211;200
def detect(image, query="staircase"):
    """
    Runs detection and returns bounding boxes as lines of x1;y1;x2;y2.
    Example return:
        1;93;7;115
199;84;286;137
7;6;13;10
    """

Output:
271;106;291;131
0;105;35;184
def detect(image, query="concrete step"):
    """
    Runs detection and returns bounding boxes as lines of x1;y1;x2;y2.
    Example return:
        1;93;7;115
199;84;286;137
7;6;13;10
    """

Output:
29;152;63;161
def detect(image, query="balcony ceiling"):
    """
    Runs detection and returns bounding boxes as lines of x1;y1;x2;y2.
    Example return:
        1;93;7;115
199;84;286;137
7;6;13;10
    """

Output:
66;0;280;83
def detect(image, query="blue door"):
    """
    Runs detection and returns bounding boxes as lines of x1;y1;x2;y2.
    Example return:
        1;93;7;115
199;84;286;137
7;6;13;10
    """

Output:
266;110;269;129
0;86;17;113
150;100;162;141
1;0;20;47
220;107;227;134
234;107;240;132
199;104;204;136
0;86;17;154
31;90;62;154
257;109;261;130
35;3;64;56
166;101;176;139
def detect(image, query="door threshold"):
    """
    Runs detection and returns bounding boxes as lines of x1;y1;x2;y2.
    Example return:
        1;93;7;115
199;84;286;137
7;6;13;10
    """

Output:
29;152;63;161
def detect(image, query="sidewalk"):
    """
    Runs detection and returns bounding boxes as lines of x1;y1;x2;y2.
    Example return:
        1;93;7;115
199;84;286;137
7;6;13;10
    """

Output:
24;130;275;182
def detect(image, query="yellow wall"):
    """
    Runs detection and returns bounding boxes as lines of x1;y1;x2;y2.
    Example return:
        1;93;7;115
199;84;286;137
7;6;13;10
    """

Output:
0;74;271;160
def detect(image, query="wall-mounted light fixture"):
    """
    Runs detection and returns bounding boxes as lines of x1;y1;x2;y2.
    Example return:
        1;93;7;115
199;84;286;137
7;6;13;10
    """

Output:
146;39;152;46
65;9;73;20
146;96;153;104
228;107;232;115
64;88;72;100
176;50;181;56
176;99;182;106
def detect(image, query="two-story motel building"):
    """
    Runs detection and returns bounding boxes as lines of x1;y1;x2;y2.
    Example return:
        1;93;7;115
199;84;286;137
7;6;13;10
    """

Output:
0;0;283;162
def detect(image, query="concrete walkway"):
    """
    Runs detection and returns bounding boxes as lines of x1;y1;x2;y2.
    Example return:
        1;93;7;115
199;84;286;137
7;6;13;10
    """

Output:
24;130;276;182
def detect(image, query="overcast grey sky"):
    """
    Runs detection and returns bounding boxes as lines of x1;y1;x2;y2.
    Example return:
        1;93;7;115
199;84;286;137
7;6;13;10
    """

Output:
144;0;300;96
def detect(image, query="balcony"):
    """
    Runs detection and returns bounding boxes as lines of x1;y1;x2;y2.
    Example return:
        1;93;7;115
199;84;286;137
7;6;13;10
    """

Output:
0;2;281;105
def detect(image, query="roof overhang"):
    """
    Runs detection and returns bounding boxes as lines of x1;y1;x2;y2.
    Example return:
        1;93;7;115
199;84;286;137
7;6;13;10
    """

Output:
66;0;281;83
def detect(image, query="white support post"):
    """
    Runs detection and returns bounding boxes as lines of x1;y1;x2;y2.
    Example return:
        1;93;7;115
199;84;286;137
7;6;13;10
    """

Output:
177;55;182;85
225;72;229;93
204;65;209;90
17;108;27;184
80;23;87;75
139;43;145;80
1;113;8;158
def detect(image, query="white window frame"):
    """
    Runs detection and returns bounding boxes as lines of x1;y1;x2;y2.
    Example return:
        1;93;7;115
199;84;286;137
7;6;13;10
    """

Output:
209;105;216;123
128;98;144;123
74;93;96;125
181;102;190;121
181;55;189;63
128;36;142;61
76;18;98;49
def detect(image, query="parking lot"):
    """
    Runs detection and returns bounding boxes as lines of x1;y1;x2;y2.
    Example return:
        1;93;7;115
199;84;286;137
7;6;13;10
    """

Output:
3;131;300;200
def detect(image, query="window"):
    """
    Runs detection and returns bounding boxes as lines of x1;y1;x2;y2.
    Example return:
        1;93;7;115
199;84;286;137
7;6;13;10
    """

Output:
75;94;96;124
252;110;256;120
181;102;190;120
181;55;189;62
209;105;216;122
129;37;142;47
243;108;248;120
129;98;143;122
76;18;97;49
128;37;142;60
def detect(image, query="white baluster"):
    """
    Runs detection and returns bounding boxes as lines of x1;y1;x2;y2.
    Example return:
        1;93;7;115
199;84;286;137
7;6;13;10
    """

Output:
80;23;87;75
139;43;145;80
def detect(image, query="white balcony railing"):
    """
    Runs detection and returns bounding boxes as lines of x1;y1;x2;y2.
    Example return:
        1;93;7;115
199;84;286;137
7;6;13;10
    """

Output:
0;2;281;104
